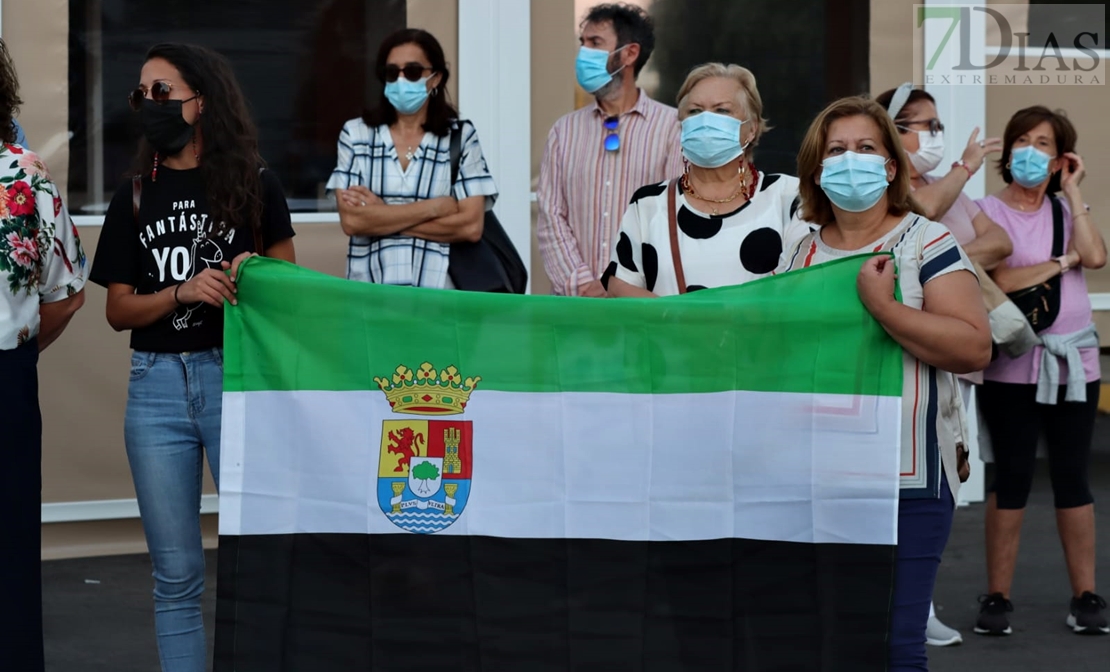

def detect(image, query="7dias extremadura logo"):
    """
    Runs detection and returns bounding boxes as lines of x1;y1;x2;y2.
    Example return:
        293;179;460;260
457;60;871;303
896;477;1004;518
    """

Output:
913;4;1104;86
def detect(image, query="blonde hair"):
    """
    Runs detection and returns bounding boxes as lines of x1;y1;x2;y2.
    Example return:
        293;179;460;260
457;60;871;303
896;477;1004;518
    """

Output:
796;96;923;227
676;63;769;146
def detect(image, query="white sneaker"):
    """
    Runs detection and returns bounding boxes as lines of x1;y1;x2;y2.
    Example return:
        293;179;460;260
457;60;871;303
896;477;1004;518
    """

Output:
926;614;963;646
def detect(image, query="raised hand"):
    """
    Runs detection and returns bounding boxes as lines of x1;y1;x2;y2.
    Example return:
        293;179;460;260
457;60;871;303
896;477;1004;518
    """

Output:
960;127;1003;174
1061;152;1086;193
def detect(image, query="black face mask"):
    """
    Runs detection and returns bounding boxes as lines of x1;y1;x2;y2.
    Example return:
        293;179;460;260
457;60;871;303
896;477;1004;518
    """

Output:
140;97;195;156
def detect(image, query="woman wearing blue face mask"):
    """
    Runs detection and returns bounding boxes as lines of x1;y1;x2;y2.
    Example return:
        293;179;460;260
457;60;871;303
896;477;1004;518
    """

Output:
972;106;1108;638
780;96;991;672
603;63;811;297
328;29;498;289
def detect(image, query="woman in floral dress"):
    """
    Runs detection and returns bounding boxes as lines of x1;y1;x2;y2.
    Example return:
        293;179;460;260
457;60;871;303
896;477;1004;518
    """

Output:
0;38;87;672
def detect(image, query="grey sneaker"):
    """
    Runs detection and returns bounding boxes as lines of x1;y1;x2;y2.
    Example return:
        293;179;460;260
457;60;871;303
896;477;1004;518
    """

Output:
974;593;1013;636
1067;592;1109;635
926;613;963;646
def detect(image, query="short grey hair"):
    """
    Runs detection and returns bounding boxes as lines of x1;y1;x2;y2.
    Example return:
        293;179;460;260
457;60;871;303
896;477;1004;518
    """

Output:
676;63;770;146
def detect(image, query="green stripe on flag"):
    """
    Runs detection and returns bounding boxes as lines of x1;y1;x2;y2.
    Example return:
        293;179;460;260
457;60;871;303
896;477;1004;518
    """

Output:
222;255;901;397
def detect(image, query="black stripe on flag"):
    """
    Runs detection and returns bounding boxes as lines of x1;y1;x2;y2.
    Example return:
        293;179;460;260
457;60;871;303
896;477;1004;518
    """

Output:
215;534;894;671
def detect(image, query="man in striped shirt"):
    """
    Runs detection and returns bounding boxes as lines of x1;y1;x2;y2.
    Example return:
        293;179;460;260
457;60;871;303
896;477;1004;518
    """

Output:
537;3;683;297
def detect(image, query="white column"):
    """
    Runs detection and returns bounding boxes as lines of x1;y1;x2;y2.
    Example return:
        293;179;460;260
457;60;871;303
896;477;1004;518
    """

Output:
87;0;104;212
923;0;988;199
458;0;532;293
924;0;987;504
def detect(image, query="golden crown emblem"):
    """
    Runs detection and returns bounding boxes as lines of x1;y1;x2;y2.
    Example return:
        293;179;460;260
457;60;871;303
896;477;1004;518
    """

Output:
374;363;480;416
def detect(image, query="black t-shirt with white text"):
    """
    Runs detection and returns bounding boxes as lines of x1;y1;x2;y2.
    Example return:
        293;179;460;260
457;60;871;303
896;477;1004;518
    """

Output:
90;166;295;353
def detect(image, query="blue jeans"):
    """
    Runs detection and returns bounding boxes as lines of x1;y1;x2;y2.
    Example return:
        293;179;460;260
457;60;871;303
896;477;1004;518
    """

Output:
125;349;223;672
889;473;955;671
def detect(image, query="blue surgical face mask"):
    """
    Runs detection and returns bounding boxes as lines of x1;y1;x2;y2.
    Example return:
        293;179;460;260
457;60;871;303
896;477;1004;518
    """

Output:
1009;145;1053;188
819;152;892;213
575;45;627;94
681;112;747;168
384;77;430;115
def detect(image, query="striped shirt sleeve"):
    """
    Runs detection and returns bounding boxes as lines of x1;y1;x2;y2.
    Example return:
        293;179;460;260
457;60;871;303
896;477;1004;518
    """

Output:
917;221;975;285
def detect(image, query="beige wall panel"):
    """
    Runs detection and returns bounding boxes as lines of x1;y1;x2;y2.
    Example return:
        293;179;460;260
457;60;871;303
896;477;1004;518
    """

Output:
409;0;459;105
869;0;917;94
529;0;576;296
43;515;217;561
4;0;70;198
39;224;353;505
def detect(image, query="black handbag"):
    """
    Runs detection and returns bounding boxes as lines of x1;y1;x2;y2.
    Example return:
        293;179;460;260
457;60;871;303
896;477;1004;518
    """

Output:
1005;194;1063;333
446;125;528;294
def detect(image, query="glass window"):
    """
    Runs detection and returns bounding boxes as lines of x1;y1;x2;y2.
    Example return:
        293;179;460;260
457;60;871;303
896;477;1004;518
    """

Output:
67;0;406;215
1025;1;1106;54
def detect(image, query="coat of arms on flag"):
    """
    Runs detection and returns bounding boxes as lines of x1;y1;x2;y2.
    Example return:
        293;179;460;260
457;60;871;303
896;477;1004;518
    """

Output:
374;363;478;534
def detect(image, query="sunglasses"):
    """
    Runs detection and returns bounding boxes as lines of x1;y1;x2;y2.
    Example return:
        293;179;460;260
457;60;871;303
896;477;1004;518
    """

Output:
128;81;199;111
384;63;434;83
603;116;619;152
895;118;944;136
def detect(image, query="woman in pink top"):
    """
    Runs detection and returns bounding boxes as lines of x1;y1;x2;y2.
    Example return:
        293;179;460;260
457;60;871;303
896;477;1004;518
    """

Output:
974;106;1108;637
877;83;1013;648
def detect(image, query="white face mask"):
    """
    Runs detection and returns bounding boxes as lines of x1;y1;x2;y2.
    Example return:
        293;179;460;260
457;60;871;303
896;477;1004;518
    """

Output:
908;130;945;174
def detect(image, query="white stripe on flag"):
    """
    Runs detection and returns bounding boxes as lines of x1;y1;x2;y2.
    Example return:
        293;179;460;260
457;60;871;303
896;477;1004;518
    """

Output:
219;390;900;545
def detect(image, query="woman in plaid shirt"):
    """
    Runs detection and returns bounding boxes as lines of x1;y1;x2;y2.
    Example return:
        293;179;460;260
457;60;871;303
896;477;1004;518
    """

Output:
328;28;498;289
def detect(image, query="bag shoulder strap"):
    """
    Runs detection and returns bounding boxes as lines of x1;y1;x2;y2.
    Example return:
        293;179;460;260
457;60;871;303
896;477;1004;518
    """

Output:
667;179;687;295
1049;193;1064;257
449;122;462;186
132;175;142;225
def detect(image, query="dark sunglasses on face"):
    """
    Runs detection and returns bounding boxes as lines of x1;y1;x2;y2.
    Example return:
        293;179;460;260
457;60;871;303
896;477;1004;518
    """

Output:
895;118;944;136
128;81;199;111
603;116;619;152
384;63;434;83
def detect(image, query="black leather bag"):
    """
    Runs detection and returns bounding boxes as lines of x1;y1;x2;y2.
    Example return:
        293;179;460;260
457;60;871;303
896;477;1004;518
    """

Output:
446;126;528;294
1005;194;1063;333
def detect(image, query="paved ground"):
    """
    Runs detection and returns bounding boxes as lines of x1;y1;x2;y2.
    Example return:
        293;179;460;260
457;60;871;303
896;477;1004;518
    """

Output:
929;450;1110;671
41;421;1110;671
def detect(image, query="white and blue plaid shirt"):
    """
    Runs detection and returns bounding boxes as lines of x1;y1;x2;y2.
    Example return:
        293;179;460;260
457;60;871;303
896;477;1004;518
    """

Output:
327;118;498;288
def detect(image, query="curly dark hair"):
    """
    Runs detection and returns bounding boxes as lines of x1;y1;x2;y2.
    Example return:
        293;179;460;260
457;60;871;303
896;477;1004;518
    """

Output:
580;3;656;76
363;29;459;137
0;39;23;144
132;43;265;240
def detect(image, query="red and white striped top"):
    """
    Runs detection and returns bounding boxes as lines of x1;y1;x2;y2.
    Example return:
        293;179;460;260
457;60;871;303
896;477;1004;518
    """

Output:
536;90;683;295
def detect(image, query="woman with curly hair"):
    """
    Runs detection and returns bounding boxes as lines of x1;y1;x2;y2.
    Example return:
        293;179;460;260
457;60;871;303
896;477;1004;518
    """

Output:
0;38;87;672
88;43;296;672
